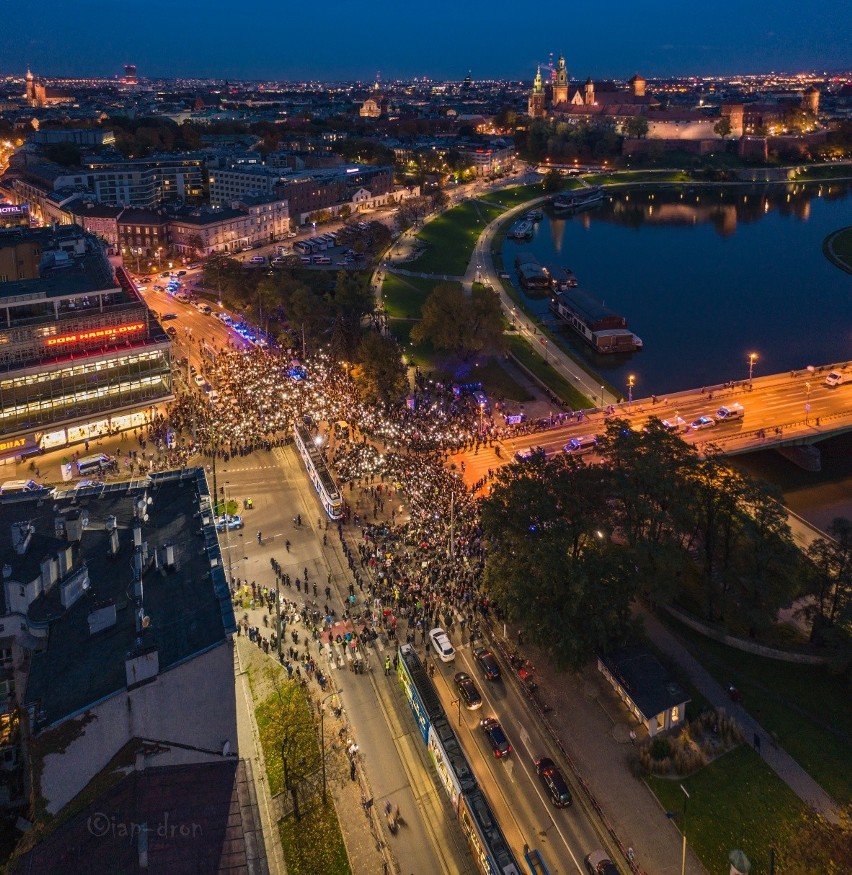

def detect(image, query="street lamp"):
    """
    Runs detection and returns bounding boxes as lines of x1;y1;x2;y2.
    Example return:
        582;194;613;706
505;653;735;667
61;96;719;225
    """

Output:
600;386;605;408
680;784;690;875
627;374;635;410
748;353;758;388
319;690;342;806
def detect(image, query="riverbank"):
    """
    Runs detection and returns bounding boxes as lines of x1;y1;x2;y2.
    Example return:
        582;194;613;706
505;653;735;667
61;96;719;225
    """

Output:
823;226;852;274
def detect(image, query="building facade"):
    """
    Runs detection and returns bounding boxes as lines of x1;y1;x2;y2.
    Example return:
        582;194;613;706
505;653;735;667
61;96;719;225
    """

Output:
0;227;173;460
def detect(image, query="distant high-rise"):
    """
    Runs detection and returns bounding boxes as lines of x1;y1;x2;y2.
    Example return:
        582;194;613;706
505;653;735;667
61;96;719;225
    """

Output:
123;64;138;86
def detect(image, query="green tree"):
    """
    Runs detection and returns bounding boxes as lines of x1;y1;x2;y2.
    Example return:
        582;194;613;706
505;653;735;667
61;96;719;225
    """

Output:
186;233;205;260
624;116;649;139
805;517;852;641
542;169;564;193
735;479;800;637
353;331;408;404
714;117;732;139
411;283;506;363
481;455;636;668
597;417;698;605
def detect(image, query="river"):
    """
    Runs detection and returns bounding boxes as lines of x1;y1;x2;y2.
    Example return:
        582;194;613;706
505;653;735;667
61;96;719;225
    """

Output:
502;181;852;529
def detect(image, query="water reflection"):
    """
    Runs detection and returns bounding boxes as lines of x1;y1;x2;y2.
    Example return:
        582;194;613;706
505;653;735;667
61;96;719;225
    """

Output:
589;182;849;237
507;181;852;394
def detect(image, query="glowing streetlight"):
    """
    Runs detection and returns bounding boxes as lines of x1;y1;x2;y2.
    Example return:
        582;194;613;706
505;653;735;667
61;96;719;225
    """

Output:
627;374;635;409
748;353;758;388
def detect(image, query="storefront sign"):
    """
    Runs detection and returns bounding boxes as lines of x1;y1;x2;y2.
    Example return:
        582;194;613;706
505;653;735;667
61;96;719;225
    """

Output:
46;322;145;347
0;435;37;460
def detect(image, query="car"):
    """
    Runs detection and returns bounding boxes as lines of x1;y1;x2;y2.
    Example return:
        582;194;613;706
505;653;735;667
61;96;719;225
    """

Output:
480;717;512;758
188;263;201;269
207;390;219;403
429;628;455;663
454;672;483;710
176;270;187;276
153;284;164;291
515;446;545;463
193;374;206;387
160;272;170;278
165;326;177;338
563;435;598;455
825;370;845;388
689;415;716;431
161;312;177;321
473;647;501;680
536;757;572;807
660;416;687;433
215;514;244;532
136;285;148;291
584;850;620;875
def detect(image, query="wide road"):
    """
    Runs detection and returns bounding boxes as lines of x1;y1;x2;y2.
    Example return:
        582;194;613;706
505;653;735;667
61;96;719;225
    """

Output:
220;445;476;875
429;638;612;875
456;369;852;490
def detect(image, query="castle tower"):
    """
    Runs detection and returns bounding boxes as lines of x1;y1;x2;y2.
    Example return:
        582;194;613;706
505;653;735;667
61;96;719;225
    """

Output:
528;67;546;119
629;74;646;98
552;55;569;105
801;86;820;114
584;77;595;106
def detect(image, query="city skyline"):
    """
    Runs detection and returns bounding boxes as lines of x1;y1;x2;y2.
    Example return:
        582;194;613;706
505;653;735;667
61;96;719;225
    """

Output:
1;0;851;82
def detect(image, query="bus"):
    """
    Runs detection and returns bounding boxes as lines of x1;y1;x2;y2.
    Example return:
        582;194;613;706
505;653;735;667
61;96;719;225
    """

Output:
312;255;332;265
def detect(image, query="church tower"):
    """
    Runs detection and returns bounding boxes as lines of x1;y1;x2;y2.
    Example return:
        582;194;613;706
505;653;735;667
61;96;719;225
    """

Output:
25;68;35;105
552;55;569;105
584;77;595;106
528;67;546;119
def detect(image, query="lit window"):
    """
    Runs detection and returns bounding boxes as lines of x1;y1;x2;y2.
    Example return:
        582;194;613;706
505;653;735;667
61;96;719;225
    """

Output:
671;706;680;723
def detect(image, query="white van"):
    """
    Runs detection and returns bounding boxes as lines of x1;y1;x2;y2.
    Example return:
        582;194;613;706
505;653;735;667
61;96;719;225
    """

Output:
0;479;43;496
472;390;490;413
249;255;266;265
715;403;745;422
825;371;845;388
77;453;112;476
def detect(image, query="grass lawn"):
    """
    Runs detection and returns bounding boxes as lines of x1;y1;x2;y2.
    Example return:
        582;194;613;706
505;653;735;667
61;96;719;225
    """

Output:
647;745;806;875
381;273;436;319
252;669;350;875
664;617;852;806
407;201;504;276
584;169;692;185
508;336;591;409
794;164;852;180
474;358;534;402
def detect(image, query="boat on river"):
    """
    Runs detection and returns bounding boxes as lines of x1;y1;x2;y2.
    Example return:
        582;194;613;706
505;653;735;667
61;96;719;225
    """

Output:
515;255;551;296
550;287;642;353
552;186;604;212
508;220;534;240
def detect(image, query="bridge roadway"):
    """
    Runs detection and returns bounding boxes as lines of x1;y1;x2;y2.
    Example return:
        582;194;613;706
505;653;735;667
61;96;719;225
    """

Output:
454;367;852;496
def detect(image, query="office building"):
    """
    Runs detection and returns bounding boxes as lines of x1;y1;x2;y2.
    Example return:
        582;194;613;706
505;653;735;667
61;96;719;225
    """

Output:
0;226;173;462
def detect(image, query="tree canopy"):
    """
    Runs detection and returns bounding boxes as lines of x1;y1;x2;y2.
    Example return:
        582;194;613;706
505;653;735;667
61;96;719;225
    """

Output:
411;283;506;363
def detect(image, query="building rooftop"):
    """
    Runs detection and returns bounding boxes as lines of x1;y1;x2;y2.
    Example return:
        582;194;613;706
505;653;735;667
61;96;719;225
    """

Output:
0;228;119;302
4;469;235;729
12;759;266;874
171;207;246;226
599;647;689;719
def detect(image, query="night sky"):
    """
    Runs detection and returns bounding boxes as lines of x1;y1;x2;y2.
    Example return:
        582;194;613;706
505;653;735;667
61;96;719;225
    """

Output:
2;0;850;81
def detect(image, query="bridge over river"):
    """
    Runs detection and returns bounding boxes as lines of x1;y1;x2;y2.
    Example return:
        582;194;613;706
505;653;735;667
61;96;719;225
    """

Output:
454;363;852;495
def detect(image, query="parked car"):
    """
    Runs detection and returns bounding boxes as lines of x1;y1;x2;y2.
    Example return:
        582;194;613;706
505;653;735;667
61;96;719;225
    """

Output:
536;757;572;807
473;647;501;680
454;672;483;710
215;514;244;532
480;717;512;758
584;850;620;875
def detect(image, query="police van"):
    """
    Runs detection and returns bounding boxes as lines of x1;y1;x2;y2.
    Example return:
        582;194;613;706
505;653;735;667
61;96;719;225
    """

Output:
77;453;113;476
715;403;745;422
